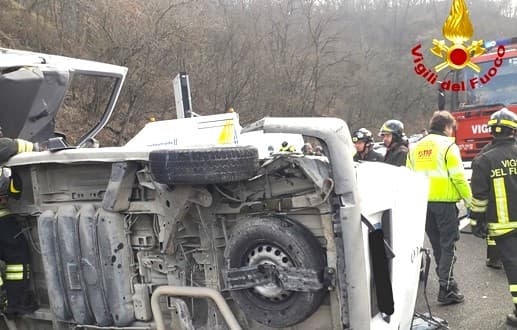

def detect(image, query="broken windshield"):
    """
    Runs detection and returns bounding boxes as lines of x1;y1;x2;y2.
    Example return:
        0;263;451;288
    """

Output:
458;56;517;107
0;48;127;147
55;74;116;146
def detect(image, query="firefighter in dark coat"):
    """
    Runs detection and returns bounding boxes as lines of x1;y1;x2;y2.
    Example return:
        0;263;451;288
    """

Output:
469;108;517;326
352;128;383;162
378;119;409;166
476;142;503;270
0;135;40;318
0;136;36;163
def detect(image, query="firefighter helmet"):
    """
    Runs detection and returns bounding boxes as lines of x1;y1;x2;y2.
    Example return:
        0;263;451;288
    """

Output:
352;128;374;144
378;120;404;139
488;108;517;132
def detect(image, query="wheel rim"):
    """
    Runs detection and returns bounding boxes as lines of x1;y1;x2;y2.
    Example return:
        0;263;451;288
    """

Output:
245;244;294;302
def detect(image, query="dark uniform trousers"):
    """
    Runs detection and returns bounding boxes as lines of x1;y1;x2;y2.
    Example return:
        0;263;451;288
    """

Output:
495;231;517;306
487;236;500;259
0;212;32;313
425;202;459;288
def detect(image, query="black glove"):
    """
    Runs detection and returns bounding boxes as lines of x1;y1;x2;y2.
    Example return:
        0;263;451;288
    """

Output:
470;218;488;239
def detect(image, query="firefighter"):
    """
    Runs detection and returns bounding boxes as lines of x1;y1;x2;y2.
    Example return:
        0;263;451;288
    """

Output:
486;236;502;269
352;128;383;162
475;138;503;270
0;133;41;318
279;141;296;152
378;119;408;166
469;108;517;326
0;169;38;318
407;110;471;305
301;143;314;155
0;138;36;162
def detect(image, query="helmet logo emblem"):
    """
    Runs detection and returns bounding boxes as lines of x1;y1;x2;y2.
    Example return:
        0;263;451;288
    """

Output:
431;0;485;72
410;0;505;90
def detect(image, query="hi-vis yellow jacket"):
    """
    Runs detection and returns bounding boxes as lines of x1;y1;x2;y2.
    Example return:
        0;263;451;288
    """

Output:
406;132;472;204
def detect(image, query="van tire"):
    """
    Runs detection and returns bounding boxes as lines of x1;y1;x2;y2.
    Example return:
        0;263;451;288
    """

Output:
225;216;326;327
149;146;259;185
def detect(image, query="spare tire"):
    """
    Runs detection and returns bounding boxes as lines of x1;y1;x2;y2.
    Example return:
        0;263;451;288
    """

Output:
225;216;326;328
149;146;258;185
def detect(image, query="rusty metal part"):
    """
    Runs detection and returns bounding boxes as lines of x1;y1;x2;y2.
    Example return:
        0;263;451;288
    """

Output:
150;286;241;330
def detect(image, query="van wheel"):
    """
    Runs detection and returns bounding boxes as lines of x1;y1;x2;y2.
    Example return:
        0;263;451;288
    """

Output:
225;216;326;328
149;146;258;185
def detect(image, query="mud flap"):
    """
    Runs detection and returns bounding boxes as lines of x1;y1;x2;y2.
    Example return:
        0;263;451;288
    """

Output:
57;205;94;324
78;205;113;325
362;215;394;317
38;210;71;321
38;206;135;326
97;209;135;326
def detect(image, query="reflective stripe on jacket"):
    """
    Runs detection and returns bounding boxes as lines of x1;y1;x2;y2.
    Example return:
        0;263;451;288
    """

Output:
471;138;517;237
0;138;34;163
407;132;471;203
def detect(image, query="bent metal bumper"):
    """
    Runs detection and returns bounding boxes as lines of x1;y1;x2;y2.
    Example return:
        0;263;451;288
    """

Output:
242;117;370;330
150;286;242;330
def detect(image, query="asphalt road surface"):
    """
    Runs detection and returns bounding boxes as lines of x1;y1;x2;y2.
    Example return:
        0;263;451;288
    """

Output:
414;226;514;330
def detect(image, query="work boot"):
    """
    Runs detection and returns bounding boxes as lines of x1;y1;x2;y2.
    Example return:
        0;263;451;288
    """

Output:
486;258;503;269
506;310;517;327
438;284;464;305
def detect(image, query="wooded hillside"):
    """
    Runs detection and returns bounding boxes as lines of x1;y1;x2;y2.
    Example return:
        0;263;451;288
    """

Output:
2;0;517;145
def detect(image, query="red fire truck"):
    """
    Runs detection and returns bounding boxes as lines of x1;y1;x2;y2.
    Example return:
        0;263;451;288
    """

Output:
438;37;517;162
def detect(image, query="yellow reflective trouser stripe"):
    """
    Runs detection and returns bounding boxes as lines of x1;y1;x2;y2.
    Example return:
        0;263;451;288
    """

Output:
488;222;517;230
5;272;23;280
16;139;34;153
510;284;517;292
0;208;11;218
6;264;23;272
0;276;3;286
487;238;496;246
493;177;509;224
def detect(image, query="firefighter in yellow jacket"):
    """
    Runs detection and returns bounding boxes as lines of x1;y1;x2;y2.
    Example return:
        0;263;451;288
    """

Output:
407;110;471;305
469;108;517;326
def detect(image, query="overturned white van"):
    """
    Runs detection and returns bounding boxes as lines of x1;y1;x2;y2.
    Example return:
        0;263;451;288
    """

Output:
0;48;428;330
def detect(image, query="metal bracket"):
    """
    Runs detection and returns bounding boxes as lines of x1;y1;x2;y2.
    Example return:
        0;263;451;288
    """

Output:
154;186;212;254
223;264;333;292
187;188;212;207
